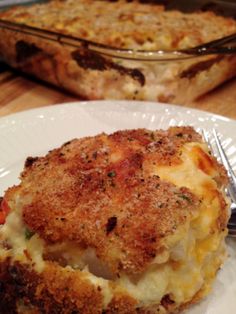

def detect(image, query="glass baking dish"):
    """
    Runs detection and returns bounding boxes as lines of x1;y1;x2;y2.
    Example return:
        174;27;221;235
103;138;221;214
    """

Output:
0;0;235;104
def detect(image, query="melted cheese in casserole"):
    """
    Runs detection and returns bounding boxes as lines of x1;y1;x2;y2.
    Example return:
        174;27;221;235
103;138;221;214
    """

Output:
1;0;235;50
0;1;236;107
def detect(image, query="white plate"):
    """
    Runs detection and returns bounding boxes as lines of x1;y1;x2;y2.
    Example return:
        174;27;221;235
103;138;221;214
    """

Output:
0;100;235;313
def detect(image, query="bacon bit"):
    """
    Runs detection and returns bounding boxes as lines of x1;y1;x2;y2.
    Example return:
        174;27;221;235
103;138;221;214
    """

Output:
92;151;98;159
106;216;117;235
0;198;10;224
24;156;39;168
2;240;11;250
62;140;72;147
150;132;155;141
23;249;32;261
161;294;175;309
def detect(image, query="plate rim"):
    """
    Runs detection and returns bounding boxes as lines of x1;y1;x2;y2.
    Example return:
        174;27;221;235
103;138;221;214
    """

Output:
0;100;235;314
0;100;235;125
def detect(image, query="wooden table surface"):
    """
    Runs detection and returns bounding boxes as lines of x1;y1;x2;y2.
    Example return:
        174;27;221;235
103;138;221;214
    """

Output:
0;62;235;119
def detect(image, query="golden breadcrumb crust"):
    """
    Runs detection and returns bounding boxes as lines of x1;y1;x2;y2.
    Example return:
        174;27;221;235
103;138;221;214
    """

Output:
4;127;224;275
0;258;207;314
0;127;229;314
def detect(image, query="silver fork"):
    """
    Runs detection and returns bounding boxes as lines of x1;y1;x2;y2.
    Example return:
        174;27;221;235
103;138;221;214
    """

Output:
202;129;236;238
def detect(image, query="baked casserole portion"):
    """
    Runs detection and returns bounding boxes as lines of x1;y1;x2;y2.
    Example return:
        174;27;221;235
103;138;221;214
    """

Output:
0;127;230;314
0;0;235;103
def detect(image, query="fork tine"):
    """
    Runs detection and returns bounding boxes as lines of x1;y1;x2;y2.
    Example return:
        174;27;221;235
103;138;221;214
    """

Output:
213;129;236;205
228;212;236;237
213;129;236;182
202;129;236;237
202;129;236;187
202;129;213;152
228;230;236;238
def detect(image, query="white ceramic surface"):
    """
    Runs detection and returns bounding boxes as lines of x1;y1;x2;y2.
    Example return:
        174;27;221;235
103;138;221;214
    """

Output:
0;100;235;313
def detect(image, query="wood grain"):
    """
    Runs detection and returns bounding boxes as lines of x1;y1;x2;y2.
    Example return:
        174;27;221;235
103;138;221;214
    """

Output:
0;64;235;119
190;78;236;119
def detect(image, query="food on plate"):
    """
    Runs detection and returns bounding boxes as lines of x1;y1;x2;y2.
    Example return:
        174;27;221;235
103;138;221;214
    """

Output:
0;126;230;313
0;0;235;103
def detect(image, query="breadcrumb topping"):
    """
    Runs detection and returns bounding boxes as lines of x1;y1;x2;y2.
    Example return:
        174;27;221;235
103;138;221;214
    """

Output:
4;127;226;275
1;126;230;314
1;0;235;50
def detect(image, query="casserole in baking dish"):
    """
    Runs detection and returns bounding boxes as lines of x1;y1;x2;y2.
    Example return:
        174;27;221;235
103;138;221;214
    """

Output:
0;0;235;103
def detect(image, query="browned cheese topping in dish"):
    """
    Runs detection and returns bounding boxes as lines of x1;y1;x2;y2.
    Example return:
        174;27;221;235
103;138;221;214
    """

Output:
1;0;235;50
0;0;236;103
0;126;230;314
